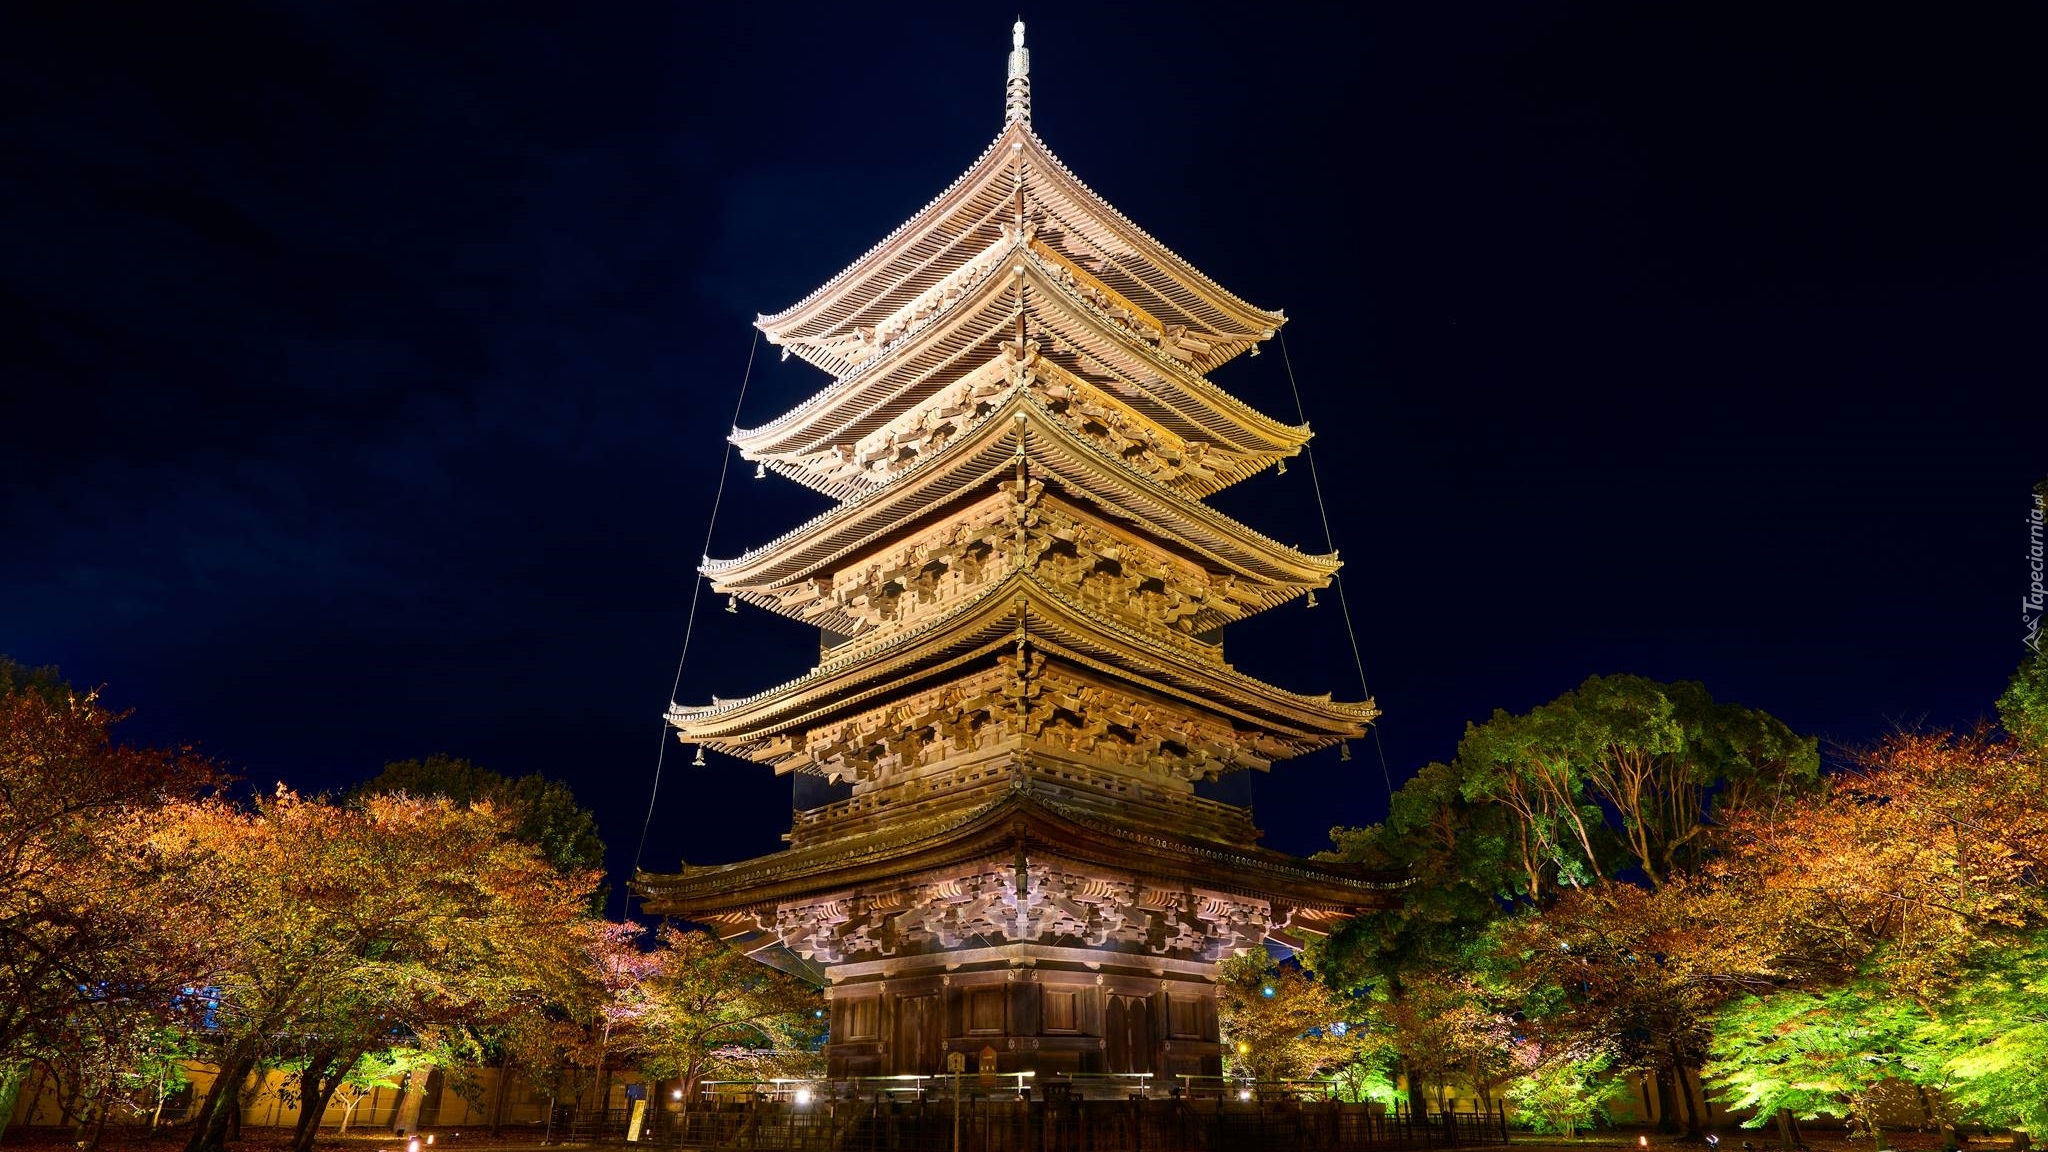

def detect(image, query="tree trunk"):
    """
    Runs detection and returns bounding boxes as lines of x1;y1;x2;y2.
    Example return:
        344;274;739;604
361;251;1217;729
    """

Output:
1774;1108;1795;1149
1673;1067;1698;1137
1665;1041;1700;1138
486;1050;511;1137
290;1056;365;1152
225;1087;242;1144
291;1060;327;1152
1655;1066;1680;1134
185;1051;258;1152
0;1067;24;1145
1403;1058;1428;1119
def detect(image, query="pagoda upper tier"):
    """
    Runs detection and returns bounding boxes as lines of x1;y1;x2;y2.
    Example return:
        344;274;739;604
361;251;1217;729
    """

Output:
740;121;1306;502
705;392;1339;647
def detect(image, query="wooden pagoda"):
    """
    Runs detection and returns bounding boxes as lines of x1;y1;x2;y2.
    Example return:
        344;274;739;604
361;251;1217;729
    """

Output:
634;22;1398;1083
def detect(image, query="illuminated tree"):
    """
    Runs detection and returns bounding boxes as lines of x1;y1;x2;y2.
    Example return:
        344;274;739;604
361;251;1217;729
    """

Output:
1215;951;1374;1086
276;1046;439;1136
1934;926;2048;1136
1484;882;1743;1135
1705;983;1945;1141
1372;967;1513;1111
1712;729;2048;1002
355;754;608;902
624;926;824;1106
1314;759;1523;1113
1504;1038;1624;1138
0;659;218;1139
1458;675;1816;894
1704;723;2048;1144
171;790;596;1152
1998;648;2048;754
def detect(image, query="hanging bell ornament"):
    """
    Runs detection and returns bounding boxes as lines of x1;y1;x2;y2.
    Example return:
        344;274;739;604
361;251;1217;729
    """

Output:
1339;742;1352;762
1306;590;1319;609
726;594;739;614
754;461;766;479
692;745;707;767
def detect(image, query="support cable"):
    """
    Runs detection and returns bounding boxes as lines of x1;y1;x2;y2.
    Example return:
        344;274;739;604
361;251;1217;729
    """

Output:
631;330;763;889
1276;329;1397;801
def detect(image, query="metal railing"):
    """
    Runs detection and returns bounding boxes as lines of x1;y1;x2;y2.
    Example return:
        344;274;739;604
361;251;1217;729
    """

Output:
565;1079;1512;1151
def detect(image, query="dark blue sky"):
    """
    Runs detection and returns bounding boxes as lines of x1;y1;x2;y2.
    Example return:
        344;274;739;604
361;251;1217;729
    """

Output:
3;2;2042;900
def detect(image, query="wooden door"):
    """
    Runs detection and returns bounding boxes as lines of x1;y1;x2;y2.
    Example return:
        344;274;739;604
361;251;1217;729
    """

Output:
1104;995;1153;1074
892;994;943;1075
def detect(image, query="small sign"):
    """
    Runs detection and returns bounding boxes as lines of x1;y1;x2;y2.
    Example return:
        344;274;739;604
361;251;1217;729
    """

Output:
945;1051;967;1074
978;1044;999;1086
625;1099;648;1142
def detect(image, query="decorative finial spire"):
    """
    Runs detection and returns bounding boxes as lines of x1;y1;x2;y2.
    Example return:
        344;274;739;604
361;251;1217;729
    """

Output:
1005;20;1031;126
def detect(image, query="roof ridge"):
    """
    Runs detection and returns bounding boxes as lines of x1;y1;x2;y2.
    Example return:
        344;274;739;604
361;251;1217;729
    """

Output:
756;125;1021;331
1021;128;1285;329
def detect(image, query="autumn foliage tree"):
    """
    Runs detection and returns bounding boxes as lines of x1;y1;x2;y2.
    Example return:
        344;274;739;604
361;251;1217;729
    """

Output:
1215;951;1378;1087
353;754;607;894
1703;726;2048;1141
0;658;219;1140
167;789;597;1152
1318;675;1816;1133
622;926;824;1106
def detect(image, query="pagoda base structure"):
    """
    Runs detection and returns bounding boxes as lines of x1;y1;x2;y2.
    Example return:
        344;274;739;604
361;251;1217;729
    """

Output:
636;746;1398;1080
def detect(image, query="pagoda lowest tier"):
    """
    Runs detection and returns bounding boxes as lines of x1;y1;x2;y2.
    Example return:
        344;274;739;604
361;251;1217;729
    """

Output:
633;778;1401;1079
636;23;1394;1081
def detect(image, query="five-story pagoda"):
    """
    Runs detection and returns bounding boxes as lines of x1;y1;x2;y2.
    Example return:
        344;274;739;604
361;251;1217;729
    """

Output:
634;23;1397;1083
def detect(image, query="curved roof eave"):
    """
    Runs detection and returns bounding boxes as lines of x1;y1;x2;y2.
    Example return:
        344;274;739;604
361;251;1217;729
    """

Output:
755;123;1286;349
705;392;1340;589
631;789;1401;916
734;257;1307;462
666;568;1375;743
757;124;1023;337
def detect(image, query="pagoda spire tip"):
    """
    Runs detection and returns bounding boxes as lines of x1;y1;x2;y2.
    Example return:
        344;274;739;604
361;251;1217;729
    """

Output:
1005;19;1031;126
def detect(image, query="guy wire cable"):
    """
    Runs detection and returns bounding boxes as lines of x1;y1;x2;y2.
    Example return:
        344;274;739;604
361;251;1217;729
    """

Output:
1276;328;1396;800
631;329;762;895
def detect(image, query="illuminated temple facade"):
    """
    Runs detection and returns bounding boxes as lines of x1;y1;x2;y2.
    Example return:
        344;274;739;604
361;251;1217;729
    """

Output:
634;24;1397;1082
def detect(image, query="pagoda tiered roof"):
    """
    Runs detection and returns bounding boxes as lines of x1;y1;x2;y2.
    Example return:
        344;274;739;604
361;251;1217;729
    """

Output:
632;782;1400;926
736;249;1307;501
706;390;1336;636
757;119;1284;382
668;565;1376;771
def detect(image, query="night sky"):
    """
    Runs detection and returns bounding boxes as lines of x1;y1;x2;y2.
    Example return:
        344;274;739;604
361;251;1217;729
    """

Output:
4;3;2042;905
